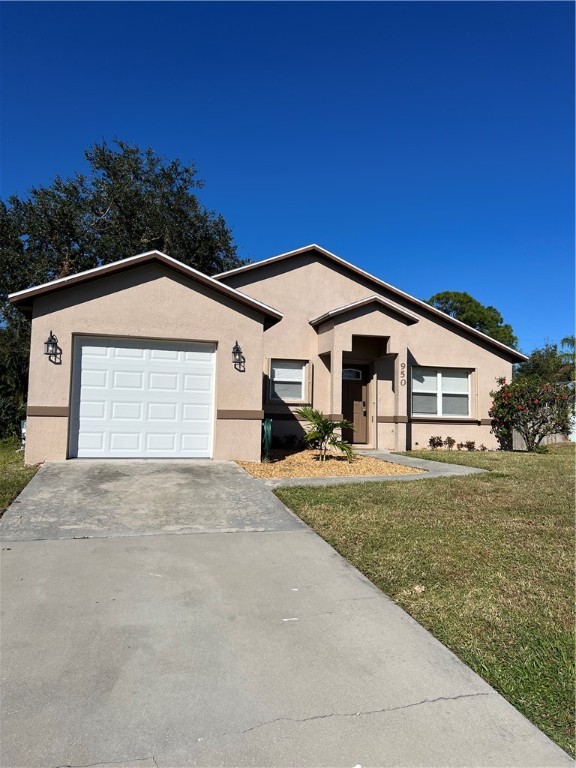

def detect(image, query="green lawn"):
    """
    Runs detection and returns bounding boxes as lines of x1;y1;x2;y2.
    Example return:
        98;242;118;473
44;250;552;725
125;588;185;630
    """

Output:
276;444;575;756
0;439;38;515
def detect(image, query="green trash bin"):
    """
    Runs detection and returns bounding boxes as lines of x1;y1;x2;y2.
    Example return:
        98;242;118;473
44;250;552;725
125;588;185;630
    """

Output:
262;418;272;460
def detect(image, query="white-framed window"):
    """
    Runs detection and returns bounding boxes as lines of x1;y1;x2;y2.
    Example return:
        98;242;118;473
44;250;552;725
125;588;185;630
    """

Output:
270;360;308;402
411;367;471;418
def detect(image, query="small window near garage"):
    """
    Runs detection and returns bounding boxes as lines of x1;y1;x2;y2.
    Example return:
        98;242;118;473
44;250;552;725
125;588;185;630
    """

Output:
270;360;307;402
412;367;471;417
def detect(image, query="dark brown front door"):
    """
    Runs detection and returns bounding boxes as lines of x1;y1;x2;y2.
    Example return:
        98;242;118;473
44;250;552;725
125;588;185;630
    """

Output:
342;366;370;444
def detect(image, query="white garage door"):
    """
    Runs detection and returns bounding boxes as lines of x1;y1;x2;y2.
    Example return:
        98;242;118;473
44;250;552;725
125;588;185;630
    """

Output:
70;337;215;458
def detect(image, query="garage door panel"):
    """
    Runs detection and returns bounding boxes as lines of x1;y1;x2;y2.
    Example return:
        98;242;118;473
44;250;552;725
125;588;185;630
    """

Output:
146;433;177;451
185;348;215;362
78;433;104;451
110;433;142;451
82;370;108;388
149;373;179;391
184;374;212;391
112;347;146;360
147;403;178;421
83;345;109;357
113;371;145;390
150;349;180;361
111;402;142;420
71;338;215;458
182;404;211;421
80;401;107;419
181;434;211;451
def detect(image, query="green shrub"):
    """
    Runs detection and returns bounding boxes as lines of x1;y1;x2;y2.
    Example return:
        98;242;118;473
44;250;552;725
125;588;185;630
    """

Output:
295;407;354;462
0;396;25;440
490;377;575;452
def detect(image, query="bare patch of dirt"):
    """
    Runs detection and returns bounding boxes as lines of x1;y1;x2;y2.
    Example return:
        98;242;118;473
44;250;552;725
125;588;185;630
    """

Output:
237;449;424;479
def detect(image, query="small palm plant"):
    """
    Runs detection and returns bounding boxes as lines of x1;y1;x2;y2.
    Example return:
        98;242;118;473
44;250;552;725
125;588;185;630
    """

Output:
295;406;355;462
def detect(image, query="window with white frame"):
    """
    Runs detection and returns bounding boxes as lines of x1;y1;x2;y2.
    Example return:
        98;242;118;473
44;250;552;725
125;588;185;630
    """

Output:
270;360;307;402
411;368;471;417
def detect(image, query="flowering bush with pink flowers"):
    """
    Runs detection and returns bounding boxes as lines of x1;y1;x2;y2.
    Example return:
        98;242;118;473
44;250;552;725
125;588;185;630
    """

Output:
489;376;575;452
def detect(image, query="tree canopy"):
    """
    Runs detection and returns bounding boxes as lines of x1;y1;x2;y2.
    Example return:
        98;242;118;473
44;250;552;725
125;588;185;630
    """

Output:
0;139;245;436
426;291;518;349
515;337;575;384
1;140;243;306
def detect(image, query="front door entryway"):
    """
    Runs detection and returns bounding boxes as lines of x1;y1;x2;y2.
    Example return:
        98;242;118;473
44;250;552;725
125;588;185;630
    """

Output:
342;365;370;444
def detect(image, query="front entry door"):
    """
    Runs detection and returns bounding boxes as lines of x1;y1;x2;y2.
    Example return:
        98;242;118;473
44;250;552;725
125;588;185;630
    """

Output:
342;366;370;444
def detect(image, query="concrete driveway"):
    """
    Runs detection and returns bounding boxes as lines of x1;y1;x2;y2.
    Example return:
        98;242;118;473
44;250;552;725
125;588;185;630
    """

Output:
1;461;572;768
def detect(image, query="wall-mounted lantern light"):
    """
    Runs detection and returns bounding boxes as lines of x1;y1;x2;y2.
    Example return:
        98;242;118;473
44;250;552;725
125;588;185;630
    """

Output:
232;340;245;371
44;331;58;357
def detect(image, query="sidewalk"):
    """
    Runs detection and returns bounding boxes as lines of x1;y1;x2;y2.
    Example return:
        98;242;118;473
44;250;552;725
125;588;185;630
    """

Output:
261;449;486;488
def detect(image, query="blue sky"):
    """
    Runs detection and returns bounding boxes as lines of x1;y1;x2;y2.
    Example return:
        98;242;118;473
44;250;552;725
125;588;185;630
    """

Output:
1;2;573;353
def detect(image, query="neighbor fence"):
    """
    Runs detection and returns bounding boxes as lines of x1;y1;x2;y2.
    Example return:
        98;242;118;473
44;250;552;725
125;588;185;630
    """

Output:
512;430;570;451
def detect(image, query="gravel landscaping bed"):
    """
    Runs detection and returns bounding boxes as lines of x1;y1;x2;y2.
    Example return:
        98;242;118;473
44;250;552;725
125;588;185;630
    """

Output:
237;448;424;479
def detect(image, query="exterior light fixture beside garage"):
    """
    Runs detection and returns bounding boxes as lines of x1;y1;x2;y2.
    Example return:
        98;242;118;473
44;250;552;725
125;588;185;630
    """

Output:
232;341;245;370
44;331;58;357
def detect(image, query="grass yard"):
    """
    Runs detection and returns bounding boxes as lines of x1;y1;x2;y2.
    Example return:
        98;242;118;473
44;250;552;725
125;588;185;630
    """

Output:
276;443;575;756
0;439;38;515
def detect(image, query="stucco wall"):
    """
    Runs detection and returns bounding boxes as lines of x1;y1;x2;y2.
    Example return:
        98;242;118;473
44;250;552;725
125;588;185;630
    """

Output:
26;263;265;463
222;250;514;450
25;416;69;465
410;423;496;451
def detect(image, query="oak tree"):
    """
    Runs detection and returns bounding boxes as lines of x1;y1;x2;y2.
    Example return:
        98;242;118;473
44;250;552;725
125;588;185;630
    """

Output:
0;140;244;436
426;291;518;349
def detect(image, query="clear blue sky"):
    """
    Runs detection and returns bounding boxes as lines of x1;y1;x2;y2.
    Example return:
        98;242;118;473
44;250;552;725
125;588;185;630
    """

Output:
1;2;573;353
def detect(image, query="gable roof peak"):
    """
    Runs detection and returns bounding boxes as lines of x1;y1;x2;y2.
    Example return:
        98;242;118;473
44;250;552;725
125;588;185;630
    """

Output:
216;244;527;362
309;295;420;327
9;249;283;323
214;243;339;279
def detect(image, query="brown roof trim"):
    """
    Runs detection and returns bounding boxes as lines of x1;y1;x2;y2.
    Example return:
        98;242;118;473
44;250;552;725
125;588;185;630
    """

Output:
309;295;419;327
216;244;528;362
9;250;283;324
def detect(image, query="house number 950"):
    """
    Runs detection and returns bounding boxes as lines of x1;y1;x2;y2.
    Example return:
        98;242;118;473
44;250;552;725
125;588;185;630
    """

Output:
400;362;407;386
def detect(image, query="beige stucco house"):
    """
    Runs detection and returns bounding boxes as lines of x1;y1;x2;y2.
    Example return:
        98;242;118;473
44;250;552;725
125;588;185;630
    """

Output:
10;244;527;464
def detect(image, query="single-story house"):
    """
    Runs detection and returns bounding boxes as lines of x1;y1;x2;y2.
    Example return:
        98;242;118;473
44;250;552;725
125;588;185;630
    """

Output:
10;244;527;464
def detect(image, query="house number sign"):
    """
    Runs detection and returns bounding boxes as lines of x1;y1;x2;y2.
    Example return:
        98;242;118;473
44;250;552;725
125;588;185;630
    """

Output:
400;362;407;386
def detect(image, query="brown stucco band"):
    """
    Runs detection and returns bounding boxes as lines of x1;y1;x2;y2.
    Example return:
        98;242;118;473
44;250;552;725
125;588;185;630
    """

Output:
27;406;69;417
378;415;408;423
480;419;492;426
410;418;482;425
264;413;305;421
263;412;342;422
217;410;264;420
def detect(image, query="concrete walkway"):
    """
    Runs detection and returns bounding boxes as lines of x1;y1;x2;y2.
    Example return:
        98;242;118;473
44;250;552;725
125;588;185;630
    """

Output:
261;449;486;488
0;461;571;768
